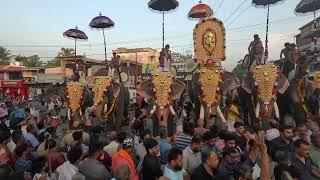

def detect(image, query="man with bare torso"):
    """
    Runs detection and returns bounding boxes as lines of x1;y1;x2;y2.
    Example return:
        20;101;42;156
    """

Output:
159;44;172;72
108;52;121;78
248;34;264;70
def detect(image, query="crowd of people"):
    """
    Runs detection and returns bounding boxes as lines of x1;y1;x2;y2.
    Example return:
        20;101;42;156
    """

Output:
1;94;320;180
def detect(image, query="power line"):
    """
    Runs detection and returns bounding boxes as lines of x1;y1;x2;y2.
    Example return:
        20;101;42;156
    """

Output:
215;0;224;14
224;0;249;23
226;5;251;28
2;15;313;50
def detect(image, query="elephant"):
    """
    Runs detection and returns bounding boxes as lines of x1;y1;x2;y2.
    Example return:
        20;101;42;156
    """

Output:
137;71;186;134
241;64;289;126
65;82;93;128
188;61;240;128
91;68;130;131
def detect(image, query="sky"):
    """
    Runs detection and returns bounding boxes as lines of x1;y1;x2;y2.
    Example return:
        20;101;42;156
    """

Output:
0;0;316;70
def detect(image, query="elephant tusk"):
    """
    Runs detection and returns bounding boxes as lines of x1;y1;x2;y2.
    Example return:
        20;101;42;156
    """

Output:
79;109;82;116
216;106;226;123
104;103;108;113
68;108;71;121
255;102;260;118
169;105;176;115
150;105;156;115
274;101;280;119
200;105;205;120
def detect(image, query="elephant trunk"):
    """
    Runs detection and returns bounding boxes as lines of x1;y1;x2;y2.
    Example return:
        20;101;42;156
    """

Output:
263;105;269;117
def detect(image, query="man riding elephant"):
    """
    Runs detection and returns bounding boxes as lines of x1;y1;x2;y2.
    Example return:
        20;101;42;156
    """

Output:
248;34;264;70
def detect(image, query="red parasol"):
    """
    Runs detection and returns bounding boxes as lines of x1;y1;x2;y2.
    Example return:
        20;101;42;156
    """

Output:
188;1;213;19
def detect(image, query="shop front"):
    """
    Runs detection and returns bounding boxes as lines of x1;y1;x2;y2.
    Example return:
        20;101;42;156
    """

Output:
0;80;29;100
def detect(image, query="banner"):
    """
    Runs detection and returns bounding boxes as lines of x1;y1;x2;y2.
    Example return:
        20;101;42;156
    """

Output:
142;63;158;74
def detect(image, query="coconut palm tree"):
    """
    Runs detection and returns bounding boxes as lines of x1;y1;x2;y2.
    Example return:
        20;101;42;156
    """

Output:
0;46;13;64
58;48;75;57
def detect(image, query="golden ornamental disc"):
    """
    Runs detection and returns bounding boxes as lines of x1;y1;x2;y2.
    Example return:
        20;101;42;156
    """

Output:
66;82;85;111
93;76;113;105
252;65;279;104
202;30;216;55
152;71;174;108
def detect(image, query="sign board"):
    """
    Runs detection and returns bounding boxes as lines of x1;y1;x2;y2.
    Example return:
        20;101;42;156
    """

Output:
172;63;186;72
37;74;65;84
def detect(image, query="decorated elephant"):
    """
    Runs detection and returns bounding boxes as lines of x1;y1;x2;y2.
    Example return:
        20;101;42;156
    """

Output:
65;82;93;127
189;60;240;128
188;17;241;127
91;68;130;131
241;64;289;125
137;71;186;133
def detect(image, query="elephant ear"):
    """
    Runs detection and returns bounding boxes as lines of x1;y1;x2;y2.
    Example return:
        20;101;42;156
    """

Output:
277;74;289;94
137;80;154;99
241;75;253;94
221;71;240;92
171;79;186;100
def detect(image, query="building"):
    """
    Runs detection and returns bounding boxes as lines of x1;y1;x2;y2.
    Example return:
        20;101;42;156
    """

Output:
296;17;320;54
0;62;28;99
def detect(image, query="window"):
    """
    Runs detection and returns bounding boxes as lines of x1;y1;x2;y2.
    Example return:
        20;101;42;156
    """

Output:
9;72;23;80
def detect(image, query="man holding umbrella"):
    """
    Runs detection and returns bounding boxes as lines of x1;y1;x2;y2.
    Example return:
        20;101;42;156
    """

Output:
159;44;172;72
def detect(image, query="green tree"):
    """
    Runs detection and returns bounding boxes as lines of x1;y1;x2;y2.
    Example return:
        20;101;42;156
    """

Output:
15;55;28;62
46;58;60;67
0;46;13;64
58;48;75;57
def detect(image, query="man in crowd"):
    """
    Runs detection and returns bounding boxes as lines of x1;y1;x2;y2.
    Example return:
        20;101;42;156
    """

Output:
201;131;220;154
268;124;295;160
103;131;120;157
294;123;310;142
234;122;247;152
56;146;83;180
158;128;172;165
291;139;320;179
191;150;219;180
183;136;203;174
176;121;194;150
78;141;111;180
164;147;187;180
142;138;163;180
112;138;138;180
310;134;320;172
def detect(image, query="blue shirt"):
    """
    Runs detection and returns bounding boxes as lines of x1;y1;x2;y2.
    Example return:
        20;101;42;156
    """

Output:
24;133;39;148
158;139;172;165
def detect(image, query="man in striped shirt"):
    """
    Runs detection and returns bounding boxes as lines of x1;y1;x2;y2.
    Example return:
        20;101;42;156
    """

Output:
176;122;194;150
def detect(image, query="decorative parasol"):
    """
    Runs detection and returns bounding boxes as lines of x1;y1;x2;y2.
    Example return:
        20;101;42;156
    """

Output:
63;26;88;81
148;0;179;48
295;0;320;64
90;13;115;62
252;0;286;64
188;1;213;19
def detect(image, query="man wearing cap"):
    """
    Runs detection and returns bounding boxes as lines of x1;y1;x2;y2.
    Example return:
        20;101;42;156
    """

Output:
142;138;163;180
112;138;138;180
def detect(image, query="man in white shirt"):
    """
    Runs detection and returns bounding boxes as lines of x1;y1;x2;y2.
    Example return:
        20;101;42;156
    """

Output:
103;131;119;157
183;136;203;174
56;146;82;180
